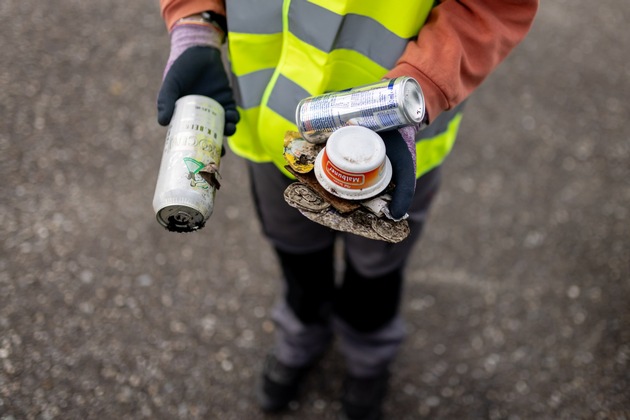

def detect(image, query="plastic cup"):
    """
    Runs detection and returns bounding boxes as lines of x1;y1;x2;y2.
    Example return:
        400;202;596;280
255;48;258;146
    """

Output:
314;126;392;200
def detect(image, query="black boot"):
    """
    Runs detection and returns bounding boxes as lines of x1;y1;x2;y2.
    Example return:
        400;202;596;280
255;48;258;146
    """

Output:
340;371;390;420
257;353;313;412
258;246;336;412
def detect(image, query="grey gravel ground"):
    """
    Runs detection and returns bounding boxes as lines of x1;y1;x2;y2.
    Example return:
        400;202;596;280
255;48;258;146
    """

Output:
1;1;629;419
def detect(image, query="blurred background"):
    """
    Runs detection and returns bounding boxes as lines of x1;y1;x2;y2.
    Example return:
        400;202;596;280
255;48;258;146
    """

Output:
1;0;628;419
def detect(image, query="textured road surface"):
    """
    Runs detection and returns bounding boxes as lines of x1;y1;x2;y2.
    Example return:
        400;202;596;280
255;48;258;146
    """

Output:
1;1;629;419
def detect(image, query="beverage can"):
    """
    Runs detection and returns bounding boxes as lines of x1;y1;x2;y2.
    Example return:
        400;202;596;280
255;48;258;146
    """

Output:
152;95;224;232
296;76;425;144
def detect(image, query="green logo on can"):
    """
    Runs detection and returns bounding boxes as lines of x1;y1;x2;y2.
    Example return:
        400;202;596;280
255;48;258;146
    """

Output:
183;157;209;189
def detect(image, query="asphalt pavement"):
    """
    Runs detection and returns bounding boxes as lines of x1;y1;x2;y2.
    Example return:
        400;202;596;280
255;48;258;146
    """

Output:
1;1;629;419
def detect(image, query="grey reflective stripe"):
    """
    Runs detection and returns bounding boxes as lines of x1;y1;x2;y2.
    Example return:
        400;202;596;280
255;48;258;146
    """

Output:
335;14;408;69
416;101;467;141
289;0;408;68
233;69;275;109
267;75;310;122
288;0;342;52
226;0;284;34
228;0;410;68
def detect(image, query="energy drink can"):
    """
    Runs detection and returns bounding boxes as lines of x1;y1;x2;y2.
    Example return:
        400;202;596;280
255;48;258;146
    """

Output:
152;95;224;232
296;76;425;144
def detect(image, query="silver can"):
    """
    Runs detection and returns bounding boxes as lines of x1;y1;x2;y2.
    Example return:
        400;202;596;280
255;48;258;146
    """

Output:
152;95;224;232
296;76;425;144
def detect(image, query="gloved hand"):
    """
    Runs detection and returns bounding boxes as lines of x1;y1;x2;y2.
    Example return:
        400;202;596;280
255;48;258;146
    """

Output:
157;23;239;135
379;126;418;220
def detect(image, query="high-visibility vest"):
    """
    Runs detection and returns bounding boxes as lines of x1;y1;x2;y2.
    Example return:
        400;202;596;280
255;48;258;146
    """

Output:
226;0;463;178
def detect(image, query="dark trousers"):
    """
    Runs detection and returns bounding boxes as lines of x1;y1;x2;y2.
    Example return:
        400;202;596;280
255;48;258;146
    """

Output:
249;162;441;375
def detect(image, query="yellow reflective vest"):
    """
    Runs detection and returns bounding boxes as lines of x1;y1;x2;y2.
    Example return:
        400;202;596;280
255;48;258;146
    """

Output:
225;0;462;178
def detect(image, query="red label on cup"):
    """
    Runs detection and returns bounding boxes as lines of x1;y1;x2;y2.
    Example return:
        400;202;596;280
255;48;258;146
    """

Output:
321;149;383;190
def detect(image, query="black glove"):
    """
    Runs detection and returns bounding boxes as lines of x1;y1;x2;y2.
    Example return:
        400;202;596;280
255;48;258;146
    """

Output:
157;46;240;135
380;129;417;220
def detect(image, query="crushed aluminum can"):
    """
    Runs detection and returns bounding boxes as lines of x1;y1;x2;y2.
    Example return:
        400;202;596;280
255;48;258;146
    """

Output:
152;95;224;232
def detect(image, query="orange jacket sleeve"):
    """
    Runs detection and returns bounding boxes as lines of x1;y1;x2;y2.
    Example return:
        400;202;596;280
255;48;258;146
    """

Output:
385;0;539;122
160;0;225;31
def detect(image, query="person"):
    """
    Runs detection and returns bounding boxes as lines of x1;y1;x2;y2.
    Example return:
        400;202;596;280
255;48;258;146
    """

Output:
156;1;538;419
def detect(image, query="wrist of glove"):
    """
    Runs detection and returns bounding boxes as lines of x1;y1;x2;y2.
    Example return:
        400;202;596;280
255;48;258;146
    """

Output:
162;23;223;80
157;23;239;135
380;126;418;220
